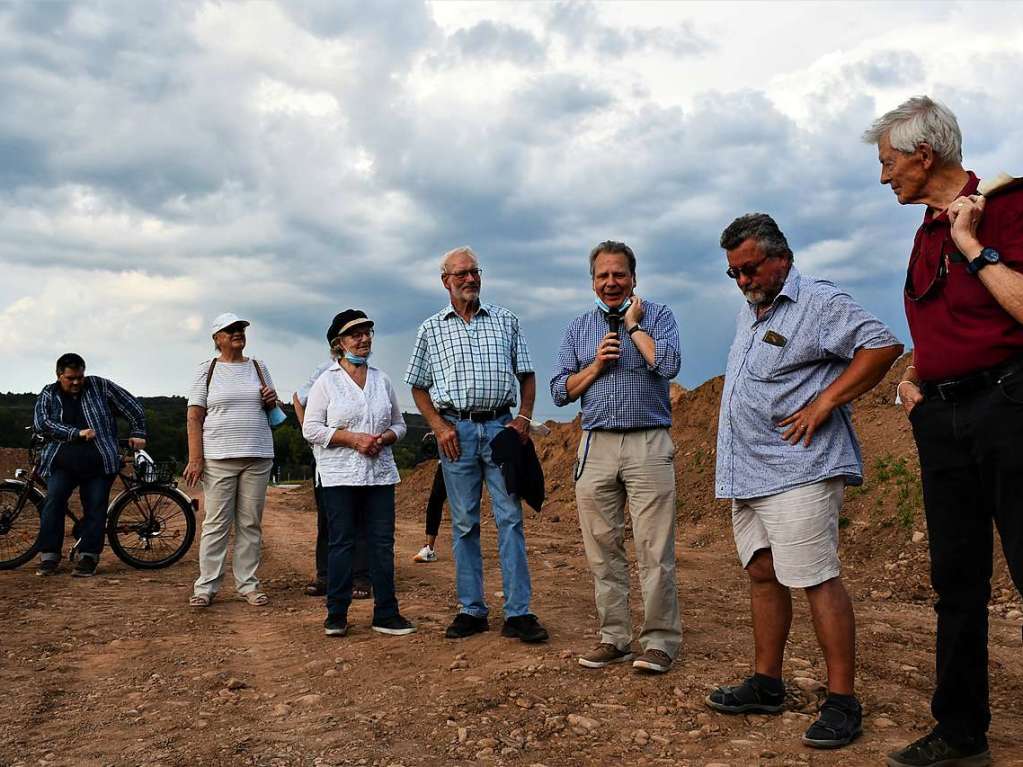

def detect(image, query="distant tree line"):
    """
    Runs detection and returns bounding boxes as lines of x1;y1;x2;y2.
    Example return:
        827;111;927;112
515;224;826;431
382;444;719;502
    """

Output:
0;392;431;473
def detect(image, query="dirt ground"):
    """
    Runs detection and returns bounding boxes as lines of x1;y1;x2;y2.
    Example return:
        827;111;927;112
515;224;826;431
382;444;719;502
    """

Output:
2;370;1022;767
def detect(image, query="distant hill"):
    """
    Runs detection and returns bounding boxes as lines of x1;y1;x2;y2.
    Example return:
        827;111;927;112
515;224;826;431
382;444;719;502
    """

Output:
0;392;431;471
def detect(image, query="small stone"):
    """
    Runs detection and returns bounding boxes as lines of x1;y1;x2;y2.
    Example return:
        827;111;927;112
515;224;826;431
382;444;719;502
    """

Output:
912;531;926;543
195;719;208;729
474;747;494;759
1007;610;1023;621
793;677;825;694
500;747;517;756
458;727;468;743
294;694;323;707
515;697;533;709
566;713;599;732
449;659;470;671
226;678;247;690
477;738;498;749
874;716;896;729
324;669;339;677
632;729;649;745
558;650;573;659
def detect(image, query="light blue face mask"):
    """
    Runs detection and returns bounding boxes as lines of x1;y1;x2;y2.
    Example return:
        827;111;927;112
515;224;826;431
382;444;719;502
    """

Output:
344;351;369;366
595;296;632;314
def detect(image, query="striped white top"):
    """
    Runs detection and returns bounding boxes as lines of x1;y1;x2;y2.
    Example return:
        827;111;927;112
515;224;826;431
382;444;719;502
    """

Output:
188;358;276;460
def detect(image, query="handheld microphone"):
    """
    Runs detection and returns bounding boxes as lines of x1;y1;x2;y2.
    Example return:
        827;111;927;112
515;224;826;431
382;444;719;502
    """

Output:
606;312;622;337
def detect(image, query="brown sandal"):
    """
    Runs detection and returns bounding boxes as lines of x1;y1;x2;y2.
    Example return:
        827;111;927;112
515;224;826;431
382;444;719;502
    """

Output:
244;591;269;606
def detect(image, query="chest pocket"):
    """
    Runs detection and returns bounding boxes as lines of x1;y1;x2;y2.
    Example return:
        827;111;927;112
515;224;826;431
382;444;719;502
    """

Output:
744;327;793;380
480;331;513;375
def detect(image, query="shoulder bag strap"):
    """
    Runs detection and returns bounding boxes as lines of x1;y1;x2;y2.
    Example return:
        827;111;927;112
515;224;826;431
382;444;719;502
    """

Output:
205;359;217;391
252;358;268;388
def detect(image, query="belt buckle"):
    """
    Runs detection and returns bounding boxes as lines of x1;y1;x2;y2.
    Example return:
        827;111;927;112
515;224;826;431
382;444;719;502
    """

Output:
936;381;957;401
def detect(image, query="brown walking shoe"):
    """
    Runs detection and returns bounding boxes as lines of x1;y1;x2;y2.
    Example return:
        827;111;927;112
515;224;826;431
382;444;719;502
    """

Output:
632;648;672;673
578;642;635;669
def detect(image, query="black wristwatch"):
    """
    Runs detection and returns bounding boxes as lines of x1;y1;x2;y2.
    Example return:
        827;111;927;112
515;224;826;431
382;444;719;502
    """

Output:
627;324;644;336
966;247;1001;275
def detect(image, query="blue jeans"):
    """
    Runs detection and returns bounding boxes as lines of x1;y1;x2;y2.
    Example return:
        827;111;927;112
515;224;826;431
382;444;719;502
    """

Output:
440;414;532;619
320;484;399;623
315;475;368;585
39;469;116;561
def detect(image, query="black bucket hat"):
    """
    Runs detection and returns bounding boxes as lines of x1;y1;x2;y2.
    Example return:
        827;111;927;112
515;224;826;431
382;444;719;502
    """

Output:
327;309;374;342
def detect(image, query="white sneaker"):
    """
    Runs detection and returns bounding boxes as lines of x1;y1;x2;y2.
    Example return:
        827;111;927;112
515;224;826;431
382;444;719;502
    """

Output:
413;545;437;563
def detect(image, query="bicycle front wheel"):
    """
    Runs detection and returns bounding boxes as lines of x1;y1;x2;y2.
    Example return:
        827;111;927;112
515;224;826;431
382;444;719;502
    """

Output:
106;487;195;569
0;483;43;570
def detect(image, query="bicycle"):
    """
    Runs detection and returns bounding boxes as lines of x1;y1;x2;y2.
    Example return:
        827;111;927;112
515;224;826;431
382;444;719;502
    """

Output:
0;429;197;570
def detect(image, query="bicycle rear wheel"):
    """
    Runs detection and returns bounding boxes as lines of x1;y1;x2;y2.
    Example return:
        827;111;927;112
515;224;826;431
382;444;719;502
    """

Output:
0;483;43;570
106;487;195;569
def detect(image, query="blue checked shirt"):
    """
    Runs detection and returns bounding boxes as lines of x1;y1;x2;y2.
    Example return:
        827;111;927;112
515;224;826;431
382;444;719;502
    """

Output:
715;265;900;500
33;377;147;479
295;359;334;407
404;303;534;410
550;300;681;430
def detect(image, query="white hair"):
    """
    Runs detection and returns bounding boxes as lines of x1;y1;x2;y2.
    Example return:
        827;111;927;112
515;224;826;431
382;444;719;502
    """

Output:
440;246;478;273
862;95;962;164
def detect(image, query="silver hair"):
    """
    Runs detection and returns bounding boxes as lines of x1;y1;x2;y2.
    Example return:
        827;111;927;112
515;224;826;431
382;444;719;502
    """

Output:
862;95;962;164
329;336;345;360
440;246;478;273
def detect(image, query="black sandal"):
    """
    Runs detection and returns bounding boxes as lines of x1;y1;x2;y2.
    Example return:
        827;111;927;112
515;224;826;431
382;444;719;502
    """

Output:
706;675;786;714
802;695;862;749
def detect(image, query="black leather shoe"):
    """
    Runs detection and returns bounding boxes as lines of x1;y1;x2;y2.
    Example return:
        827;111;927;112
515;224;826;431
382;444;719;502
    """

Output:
445;613;489;639
501;614;549;643
887;731;991;767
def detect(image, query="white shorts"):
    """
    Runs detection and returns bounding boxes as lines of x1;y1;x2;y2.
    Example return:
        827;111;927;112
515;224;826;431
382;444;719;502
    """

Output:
731;477;844;589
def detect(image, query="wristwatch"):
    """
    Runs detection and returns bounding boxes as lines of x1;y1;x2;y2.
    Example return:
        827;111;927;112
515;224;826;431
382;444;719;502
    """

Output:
966;247;1001;275
627;324;644;336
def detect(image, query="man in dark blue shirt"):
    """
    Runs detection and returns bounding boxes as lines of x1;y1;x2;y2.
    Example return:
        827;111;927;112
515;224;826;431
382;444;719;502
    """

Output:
33;353;147;577
551;240;682;674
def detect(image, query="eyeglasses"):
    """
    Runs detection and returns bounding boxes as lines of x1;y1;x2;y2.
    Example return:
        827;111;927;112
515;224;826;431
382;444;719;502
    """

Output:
726;254;772;280
445;268;483;280
344;328;374;340
220;324;247;334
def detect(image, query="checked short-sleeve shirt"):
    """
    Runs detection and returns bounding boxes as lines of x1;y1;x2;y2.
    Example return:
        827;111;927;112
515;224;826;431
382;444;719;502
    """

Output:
404;303;534;411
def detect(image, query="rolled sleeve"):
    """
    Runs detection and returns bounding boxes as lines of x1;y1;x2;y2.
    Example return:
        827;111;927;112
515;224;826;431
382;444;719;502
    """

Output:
403;325;434;390
301;378;335;449
645;304;682;379
511;316;535;375
817;288;901;359
550;322;580;407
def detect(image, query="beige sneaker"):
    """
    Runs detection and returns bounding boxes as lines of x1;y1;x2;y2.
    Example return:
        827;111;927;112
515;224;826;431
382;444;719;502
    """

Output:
578;643;636;669
632;648;672;673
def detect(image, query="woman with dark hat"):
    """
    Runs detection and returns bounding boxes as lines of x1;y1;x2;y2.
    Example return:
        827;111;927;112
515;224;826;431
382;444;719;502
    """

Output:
301;310;415;636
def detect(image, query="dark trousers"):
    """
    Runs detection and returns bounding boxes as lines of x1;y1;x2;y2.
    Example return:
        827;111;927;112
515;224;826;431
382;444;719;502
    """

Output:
39;470;116;559
314;476;368;586
910;379;1023;744
425;461;447;537
321;484;399;623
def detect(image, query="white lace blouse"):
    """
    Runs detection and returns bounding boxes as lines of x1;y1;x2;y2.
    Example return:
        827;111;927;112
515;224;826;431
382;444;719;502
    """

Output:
301;362;407;487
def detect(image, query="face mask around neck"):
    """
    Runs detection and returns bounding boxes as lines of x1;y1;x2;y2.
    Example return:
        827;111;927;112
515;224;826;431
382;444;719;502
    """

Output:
343;351;369;366
595;296;632;314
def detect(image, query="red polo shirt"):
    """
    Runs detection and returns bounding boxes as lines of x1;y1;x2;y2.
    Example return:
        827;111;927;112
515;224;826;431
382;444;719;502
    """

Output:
905;171;1023;381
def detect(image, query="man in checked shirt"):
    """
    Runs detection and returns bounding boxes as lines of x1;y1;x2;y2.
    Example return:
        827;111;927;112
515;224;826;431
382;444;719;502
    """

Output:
405;246;548;644
707;214;902;750
550;240;683;674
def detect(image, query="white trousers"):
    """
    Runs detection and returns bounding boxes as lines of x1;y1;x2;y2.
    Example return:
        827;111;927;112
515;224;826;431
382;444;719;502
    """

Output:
193;457;273;597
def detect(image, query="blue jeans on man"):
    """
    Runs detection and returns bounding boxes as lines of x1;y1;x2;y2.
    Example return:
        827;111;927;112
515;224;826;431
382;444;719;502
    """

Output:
38;469;116;561
440;413;532;619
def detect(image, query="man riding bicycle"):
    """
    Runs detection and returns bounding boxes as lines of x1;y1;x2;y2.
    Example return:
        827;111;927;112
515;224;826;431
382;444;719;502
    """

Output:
33;353;147;577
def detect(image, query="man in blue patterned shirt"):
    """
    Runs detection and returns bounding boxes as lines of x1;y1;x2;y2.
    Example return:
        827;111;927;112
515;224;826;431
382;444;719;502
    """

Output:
33;352;147;577
405;246;548;644
550;240;682;675
707;214;902;749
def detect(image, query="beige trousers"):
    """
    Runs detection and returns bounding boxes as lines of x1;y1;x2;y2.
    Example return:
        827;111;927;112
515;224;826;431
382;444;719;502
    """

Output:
574;428;682;658
193;457;273;597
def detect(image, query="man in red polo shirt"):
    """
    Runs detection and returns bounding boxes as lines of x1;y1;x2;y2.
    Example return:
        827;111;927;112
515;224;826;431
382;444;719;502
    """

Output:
864;96;1023;767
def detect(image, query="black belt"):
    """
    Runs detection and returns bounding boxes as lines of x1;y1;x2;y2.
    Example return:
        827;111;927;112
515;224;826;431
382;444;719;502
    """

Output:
440;405;512;423
920;356;1023;402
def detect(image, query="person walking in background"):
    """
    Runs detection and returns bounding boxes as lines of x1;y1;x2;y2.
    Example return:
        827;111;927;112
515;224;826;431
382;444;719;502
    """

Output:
302;309;414;638
33;353;147;578
184;313;278;608
707;214;901;749
550;241;682;675
293;312;373;599
413;461;447;563
864;96;1023;767
405;246;548;643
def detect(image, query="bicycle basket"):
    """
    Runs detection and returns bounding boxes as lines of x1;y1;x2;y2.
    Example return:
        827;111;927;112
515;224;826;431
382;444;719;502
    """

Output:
135;459;175;485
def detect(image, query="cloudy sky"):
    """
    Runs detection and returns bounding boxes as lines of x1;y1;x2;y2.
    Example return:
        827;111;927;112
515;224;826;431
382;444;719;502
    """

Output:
2;1;1022;419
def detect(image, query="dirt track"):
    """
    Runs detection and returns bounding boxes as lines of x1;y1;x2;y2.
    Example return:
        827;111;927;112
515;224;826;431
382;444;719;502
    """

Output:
2;374;1023;767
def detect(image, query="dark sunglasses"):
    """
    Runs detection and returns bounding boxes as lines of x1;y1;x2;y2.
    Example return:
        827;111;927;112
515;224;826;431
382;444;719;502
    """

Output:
726;253;772;280
904;235;963;303
222;323;248;334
